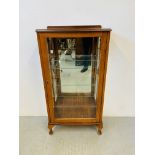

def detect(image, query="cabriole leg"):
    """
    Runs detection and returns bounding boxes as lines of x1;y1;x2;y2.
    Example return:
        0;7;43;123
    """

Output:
48;124;55;135
97;123;103;135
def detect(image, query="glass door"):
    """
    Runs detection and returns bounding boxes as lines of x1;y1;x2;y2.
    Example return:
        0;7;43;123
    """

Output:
47;37;100;119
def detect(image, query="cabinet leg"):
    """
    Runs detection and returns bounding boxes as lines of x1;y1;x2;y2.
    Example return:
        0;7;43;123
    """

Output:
97;123;103;135
48;124;55;135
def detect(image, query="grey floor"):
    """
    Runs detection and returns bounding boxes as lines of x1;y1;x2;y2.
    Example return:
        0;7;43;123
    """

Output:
20;117;135;155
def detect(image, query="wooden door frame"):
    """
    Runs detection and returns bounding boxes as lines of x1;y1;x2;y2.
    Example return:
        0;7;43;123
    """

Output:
36;31;111;126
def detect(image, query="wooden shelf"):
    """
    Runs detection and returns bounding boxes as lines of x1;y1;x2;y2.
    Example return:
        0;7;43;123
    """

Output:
55;96;96;118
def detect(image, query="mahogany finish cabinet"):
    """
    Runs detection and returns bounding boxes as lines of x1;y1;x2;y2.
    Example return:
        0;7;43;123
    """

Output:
36;25;111;135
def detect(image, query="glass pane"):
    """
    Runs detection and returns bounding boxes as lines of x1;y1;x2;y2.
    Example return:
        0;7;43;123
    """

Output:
47;37;100;118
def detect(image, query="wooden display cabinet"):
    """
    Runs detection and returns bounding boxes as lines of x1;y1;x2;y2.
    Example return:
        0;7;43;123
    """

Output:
36;25;111;135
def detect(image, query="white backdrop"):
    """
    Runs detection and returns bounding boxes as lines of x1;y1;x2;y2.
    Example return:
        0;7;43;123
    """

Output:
19;0;134;116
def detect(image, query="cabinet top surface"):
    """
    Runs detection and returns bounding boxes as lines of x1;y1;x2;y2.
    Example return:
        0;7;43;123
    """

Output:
36;25;112;33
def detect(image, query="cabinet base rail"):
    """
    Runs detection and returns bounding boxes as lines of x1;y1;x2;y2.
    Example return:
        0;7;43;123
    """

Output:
48;122;103;135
